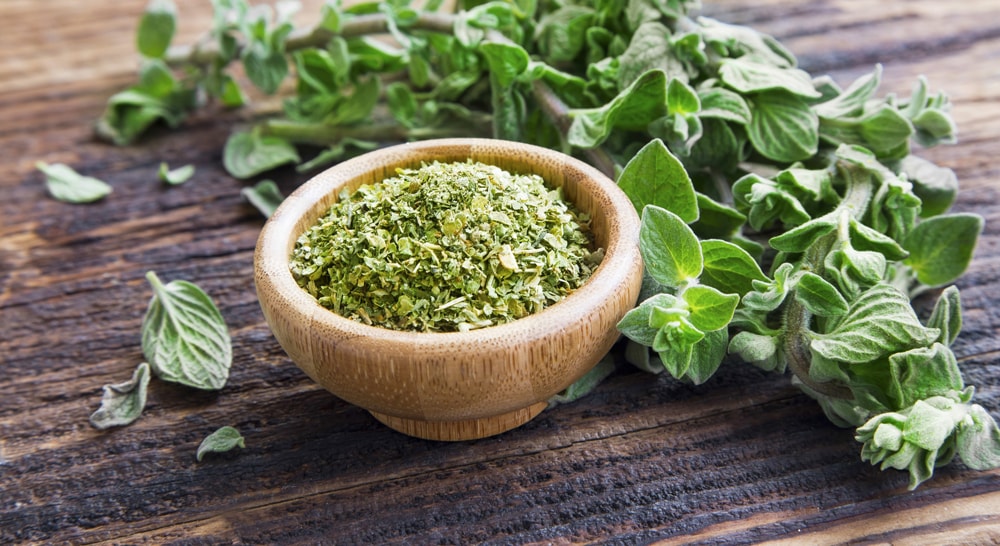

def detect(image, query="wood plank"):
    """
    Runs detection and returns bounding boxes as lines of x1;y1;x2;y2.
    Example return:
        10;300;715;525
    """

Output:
1;0;999;543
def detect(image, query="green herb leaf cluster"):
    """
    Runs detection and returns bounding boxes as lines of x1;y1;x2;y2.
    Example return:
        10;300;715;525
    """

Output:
101;0;996;488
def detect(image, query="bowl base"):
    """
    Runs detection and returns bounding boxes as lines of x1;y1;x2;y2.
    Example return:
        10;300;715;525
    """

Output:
369;402;548;441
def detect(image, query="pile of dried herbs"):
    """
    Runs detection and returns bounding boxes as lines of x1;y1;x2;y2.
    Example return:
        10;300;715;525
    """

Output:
290;160;600;332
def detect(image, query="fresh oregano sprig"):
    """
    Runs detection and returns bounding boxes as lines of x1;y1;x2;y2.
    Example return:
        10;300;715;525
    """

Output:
99;0;998;488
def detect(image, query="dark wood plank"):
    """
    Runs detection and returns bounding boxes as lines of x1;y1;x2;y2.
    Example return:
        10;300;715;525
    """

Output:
2;0;999;544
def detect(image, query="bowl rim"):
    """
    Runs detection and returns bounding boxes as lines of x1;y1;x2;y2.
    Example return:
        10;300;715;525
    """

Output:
254;138;641;347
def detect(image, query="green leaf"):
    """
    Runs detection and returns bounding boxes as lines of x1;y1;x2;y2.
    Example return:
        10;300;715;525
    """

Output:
903;213;983;287
813;65;882;120
732;173;812;231
241;179;284;218
480;41;530;88
903;399;955;451
548;353;617;406
682;285;739;332
747;90;819;163
685;328;728;385
618;293;676;347
888;344;963;409
794;271;849;317
158;162;194;185
698;87;751;124
899;155;957;218
243;41;289;95
718;59;821;99
36;162;113;204
89;362;152;430
137;0;177;59
767;213;836;253
690;193;746;240
617;22;686;88
729;331;783;372
699;239;766;297
196;426;246;461
667;78;699;115
742;262;794;312
141;271;232;390
616;138;698;222
927;286;962;347
223;130;300;179
639;205;703;287
811;284;940;363
534;5;594;62
957;405;1000;470
567;69;668;148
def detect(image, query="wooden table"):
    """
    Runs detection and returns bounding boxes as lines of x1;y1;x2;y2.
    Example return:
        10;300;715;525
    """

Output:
2;1;999;543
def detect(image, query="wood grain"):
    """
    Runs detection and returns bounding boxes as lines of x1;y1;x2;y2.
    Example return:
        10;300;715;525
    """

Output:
1;0;999;544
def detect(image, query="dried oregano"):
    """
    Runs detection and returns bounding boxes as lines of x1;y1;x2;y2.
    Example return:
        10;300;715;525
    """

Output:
290;160;603;332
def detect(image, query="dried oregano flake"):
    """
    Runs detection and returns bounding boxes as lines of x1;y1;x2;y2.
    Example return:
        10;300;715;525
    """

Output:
290;160;603;332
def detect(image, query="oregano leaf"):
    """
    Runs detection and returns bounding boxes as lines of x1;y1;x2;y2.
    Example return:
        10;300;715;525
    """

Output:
137;0;177;59
811;284;940;363
141;271;232;391
699;239;767;297
685;328;728;385
794;271;849;317
747;90;819;163
617;138;698;222
639;205;703;287
903;213;984;287
567;69;667;148
89;362;152;430
158;162;195;185
241;179;285;218
196;426;246;461
957;405;1000;471
223;130;300;179
682;285;739;332
36;162;113;204
888;344;964;409
927;286;962;346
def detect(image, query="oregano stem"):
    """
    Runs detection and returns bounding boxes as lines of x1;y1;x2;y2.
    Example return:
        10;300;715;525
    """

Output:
258;119;490;146
531;80;617;178
166;12;457;68
781;160;878;400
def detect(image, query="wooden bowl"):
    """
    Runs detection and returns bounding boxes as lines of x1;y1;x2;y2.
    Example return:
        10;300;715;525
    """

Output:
254;139;643;441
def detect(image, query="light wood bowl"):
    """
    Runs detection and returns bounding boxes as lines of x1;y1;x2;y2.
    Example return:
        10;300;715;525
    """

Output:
254;139;643;441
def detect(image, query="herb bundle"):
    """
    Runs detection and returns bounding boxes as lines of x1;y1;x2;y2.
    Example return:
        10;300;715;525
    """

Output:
101;0;999;487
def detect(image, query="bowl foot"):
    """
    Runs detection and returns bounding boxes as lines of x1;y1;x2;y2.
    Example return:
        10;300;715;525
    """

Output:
369;402;548;441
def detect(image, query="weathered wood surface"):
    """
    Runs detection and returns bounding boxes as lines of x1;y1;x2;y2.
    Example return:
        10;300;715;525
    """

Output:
1;0;999;544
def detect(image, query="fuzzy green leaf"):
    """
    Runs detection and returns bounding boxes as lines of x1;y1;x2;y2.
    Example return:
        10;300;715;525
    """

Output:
811;284;940;363
89;362;152;430
196;426;245;461
904;213;983;287
241;179;284;218
899;155;957;218
137;0;177;59
223;131;300;179
141;271;232;390
747;90;819;163
639;205;703;287
698;87;751;124
36;162;113;204
888;344;964;409
682;285;739;332
927;286;962;347
957;405;1000;470
699;239;766;297
617;138;698;222
158;162;194;185
718;59;821;99
685;328;728;385
795;271;849;317
568;69;667;148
